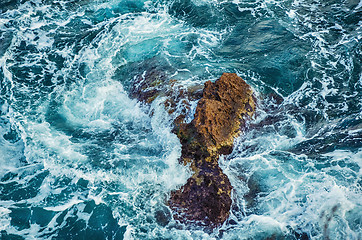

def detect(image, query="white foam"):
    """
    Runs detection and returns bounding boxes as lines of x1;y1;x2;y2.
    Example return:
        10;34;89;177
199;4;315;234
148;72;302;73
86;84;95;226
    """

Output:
0;0;360;239
44;197;83;212
323;149;362;176
149;98;190;189
61;80;145;130
286;9;296;18
26;121;87;164
0;207;11;231
356;0;362;9
124;225;135;240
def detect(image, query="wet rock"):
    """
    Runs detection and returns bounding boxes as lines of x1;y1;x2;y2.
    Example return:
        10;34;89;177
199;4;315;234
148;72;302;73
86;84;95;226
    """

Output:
169;73;255;226
176;73;255;155
129;68;168;104
155;206;172;227
130;67;203;122
169;164;232;226
130;72;255;227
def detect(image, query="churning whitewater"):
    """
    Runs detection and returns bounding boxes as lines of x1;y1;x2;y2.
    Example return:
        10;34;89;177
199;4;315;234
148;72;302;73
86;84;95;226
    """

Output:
0;0;361;239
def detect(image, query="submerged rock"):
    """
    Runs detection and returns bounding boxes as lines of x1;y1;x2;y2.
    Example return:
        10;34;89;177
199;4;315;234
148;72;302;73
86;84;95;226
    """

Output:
129;68;203;120
130;72;255;227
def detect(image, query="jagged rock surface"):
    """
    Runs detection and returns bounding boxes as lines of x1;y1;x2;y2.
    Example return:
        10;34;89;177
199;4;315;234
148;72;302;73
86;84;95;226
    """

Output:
130;71;255;227
169;73;255;226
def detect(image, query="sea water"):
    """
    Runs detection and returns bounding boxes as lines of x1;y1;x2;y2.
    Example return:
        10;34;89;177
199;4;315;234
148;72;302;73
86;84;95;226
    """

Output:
0;0;361;239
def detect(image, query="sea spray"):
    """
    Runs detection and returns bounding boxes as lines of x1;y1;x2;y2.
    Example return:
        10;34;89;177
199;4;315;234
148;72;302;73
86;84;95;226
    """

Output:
0;0;361;239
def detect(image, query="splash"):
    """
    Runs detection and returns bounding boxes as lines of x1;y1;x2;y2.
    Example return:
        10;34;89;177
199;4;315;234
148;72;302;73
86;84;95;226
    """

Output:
0;0;361;239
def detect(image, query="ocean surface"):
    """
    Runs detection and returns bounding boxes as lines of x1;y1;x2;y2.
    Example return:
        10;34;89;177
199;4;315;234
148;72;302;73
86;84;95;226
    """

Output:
0;0;361;239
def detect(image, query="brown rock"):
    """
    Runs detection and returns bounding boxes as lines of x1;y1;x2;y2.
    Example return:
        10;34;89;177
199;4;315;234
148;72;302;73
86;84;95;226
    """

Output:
189;73;255;156
169;164;232;227
129;71;255;227
169;73;255;226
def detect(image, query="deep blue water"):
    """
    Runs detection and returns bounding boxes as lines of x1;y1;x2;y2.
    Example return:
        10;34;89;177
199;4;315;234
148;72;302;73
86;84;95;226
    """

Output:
0;0;361;239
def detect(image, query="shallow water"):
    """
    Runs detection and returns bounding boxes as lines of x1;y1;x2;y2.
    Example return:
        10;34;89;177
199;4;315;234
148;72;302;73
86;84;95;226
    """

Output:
0;0;361;239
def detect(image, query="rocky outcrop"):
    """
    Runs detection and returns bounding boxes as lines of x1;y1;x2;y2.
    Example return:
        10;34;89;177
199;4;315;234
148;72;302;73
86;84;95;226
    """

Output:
130;71;255;227
169;73;255;226
130;68;203;120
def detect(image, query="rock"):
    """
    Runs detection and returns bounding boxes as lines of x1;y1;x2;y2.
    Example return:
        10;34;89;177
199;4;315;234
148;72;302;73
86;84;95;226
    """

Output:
129;68;168;104
129;71;255;227
130;68;203;122
169;73;255;226
169;164;232;227
155;206;172;227
174;73;255;158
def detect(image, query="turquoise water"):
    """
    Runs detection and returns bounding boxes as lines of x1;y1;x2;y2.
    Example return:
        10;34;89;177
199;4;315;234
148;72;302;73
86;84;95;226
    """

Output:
0;0;361;239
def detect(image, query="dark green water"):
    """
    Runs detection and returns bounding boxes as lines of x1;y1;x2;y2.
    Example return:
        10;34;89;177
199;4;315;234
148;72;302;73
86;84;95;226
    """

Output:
0;0;361;239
